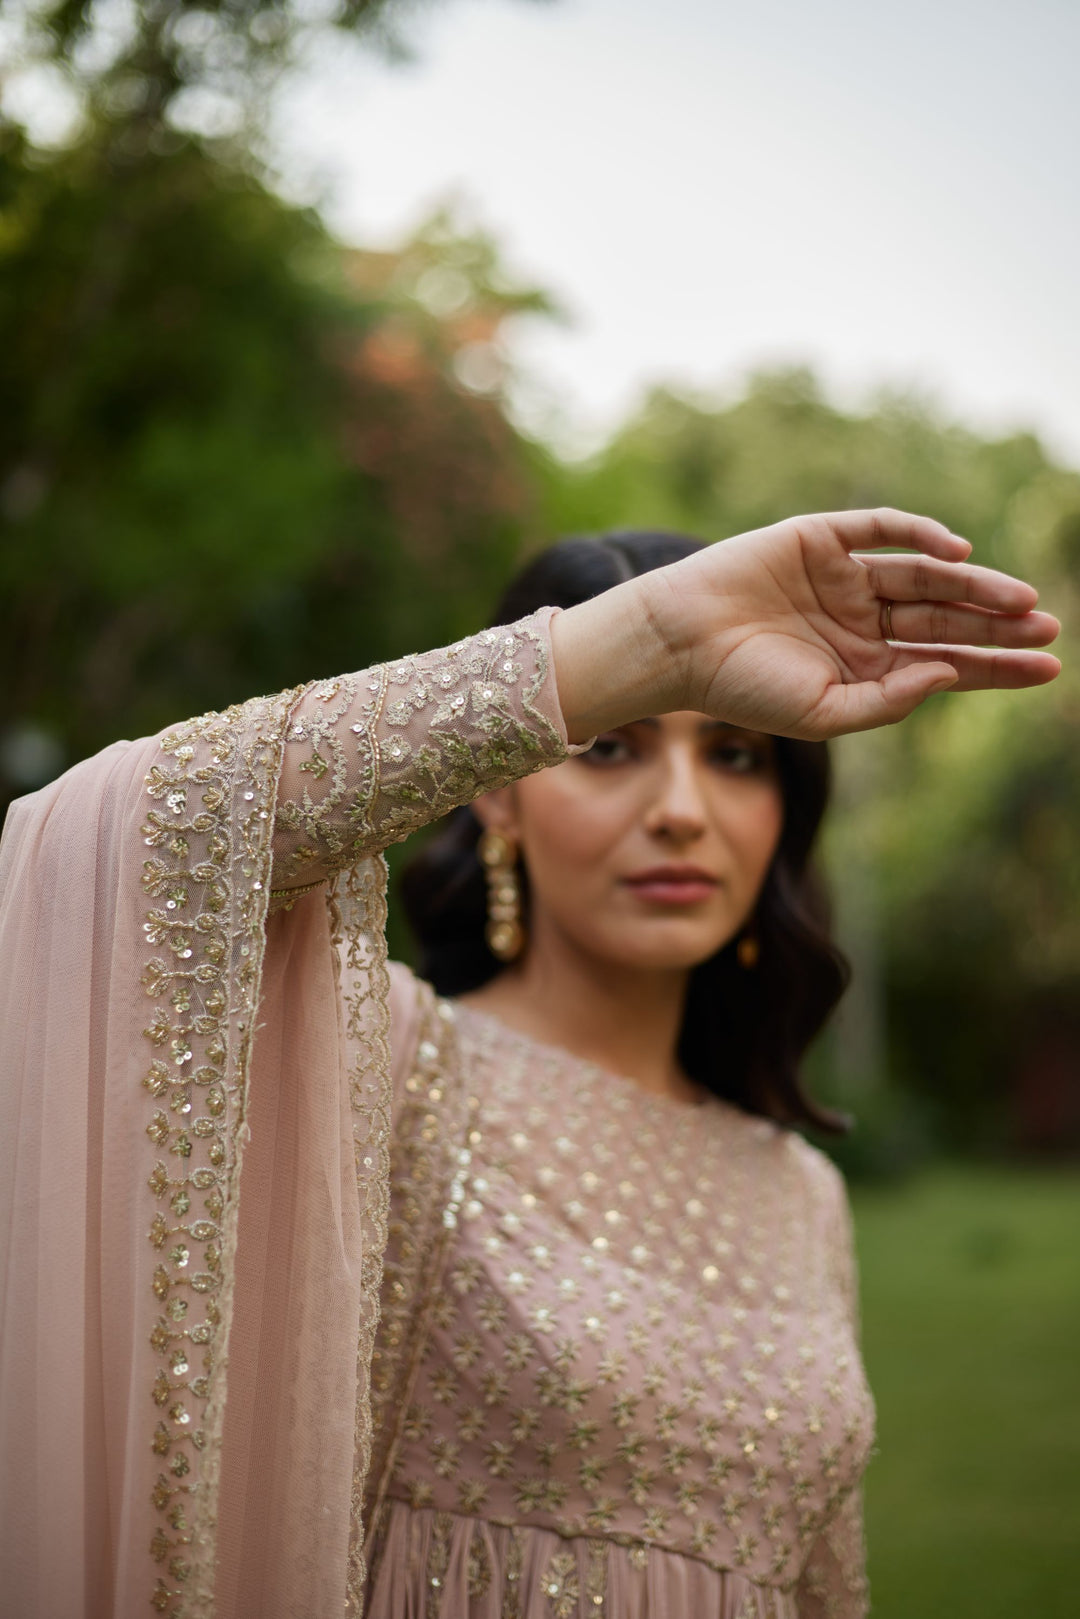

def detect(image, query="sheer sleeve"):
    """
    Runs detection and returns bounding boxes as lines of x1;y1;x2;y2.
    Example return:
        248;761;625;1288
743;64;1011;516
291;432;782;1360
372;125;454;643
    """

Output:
0;604;592;1619
268;604;594;903
794;1167;872;1618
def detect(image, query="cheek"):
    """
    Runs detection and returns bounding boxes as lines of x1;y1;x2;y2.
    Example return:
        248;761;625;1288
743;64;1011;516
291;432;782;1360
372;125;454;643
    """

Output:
725;785;785;885
514;768;630;882
738;790;780;880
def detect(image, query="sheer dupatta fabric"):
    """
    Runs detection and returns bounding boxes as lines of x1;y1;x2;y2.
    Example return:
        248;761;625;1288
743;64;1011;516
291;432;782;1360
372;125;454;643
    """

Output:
0;606;592;1618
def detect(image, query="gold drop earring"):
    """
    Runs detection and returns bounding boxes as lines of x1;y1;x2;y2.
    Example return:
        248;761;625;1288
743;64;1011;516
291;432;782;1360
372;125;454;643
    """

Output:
478;828;524;962
736;929;760;969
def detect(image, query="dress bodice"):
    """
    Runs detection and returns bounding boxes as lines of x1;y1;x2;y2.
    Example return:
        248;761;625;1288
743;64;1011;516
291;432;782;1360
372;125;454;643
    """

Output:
363;982;876;1617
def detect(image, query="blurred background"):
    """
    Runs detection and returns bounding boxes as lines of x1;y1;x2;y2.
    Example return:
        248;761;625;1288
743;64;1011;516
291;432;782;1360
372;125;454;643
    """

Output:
1;0;1077;1608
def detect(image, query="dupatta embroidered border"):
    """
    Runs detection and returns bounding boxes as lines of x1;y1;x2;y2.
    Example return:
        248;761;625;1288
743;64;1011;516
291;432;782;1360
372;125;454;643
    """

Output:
140;690;300;1614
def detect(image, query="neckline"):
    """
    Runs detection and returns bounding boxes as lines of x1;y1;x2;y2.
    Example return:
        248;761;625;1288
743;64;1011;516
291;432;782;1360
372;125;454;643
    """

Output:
448;998;715;1118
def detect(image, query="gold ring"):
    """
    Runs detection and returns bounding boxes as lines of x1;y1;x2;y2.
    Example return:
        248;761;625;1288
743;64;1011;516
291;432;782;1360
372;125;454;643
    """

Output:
883;600;894;640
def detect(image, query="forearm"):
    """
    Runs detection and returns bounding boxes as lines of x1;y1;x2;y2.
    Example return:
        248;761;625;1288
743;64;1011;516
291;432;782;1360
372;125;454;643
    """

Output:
271;605;594;896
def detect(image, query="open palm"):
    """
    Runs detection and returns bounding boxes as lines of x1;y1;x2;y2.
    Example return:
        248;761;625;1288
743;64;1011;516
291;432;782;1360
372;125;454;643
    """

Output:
650;508;1061;738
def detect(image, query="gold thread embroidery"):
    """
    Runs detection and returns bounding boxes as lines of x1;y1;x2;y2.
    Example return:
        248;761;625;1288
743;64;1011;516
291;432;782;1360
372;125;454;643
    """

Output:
502;1526;526;1619
541;1549;579;1617
584;1537;608;1611
467;1529;494;1599
425;1511;454;1617
267;876;327;912
142;689;298;1616
275;622;570;892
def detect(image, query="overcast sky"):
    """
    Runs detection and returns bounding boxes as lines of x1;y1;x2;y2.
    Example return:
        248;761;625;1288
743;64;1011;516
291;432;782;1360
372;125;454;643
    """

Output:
274;0;1079;460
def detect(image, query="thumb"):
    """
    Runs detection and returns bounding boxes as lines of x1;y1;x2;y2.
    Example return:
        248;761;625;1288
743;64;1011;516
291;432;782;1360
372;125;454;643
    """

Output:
814;662;960;736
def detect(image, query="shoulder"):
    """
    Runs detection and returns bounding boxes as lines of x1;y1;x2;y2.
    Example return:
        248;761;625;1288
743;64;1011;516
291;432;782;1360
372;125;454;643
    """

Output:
782;1129;851;1218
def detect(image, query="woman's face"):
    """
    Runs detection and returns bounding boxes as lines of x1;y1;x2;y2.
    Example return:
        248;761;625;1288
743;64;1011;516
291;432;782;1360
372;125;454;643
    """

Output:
481;712;785;973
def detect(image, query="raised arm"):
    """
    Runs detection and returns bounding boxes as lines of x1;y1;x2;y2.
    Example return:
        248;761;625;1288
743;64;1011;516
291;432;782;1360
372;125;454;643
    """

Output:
270;604;594;901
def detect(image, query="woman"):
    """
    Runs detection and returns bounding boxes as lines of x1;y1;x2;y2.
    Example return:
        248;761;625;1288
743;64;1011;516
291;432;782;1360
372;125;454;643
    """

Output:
0;508;1059;1618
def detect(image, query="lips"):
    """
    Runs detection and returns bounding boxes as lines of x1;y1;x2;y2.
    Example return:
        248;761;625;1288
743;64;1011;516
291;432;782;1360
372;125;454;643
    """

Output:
623;867;719;905
624;866;718;887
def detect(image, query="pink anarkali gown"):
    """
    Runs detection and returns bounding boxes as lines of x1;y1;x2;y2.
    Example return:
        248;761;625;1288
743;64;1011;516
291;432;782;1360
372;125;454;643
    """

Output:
0;605;874;1618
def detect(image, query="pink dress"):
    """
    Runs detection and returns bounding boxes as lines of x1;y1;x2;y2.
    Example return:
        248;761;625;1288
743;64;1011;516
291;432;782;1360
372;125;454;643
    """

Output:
0;603;873;1617
361;968;875;1618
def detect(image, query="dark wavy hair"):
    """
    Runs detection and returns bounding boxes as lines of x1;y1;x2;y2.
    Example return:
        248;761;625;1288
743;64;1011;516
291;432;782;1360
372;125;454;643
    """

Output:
399;531;852;1136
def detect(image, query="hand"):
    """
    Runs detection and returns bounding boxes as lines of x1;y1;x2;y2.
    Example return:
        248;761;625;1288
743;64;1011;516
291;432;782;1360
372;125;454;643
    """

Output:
553;509;1061;743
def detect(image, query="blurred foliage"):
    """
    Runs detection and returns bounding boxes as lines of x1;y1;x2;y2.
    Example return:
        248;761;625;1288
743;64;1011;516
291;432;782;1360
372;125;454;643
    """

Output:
0;121;549;784
536;370;1080;1158
3;0;429;148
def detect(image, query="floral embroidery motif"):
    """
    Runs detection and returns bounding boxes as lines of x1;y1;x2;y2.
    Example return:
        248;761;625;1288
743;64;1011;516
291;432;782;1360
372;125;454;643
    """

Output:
271;620;574;901
542;1550;580;1617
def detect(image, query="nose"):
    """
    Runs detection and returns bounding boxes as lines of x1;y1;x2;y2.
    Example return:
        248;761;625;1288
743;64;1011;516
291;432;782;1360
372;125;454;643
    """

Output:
642;745;709;842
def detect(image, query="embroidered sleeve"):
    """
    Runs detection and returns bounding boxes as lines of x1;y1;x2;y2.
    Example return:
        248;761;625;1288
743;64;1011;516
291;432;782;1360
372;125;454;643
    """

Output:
269;604;592;904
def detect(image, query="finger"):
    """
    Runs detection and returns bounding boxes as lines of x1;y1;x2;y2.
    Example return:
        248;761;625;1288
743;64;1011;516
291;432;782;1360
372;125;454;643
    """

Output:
806;642;1061;737
814;508;972;561
886;644;1062;691
885;602;1060;649
856;552;1040;614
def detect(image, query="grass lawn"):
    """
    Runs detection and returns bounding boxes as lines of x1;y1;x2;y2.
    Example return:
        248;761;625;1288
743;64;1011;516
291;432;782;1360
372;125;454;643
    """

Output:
850;1163;1080;1615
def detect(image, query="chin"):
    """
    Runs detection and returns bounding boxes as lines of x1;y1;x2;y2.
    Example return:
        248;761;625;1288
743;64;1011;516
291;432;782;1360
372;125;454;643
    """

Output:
590;925;727;973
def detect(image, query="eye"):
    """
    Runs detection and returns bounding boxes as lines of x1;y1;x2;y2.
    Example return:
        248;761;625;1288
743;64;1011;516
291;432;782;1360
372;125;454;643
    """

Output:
580;733;634;765
711;737;771;774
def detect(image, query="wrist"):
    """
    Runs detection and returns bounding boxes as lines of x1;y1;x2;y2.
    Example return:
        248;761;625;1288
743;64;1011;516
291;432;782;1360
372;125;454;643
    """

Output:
549;575;682;744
